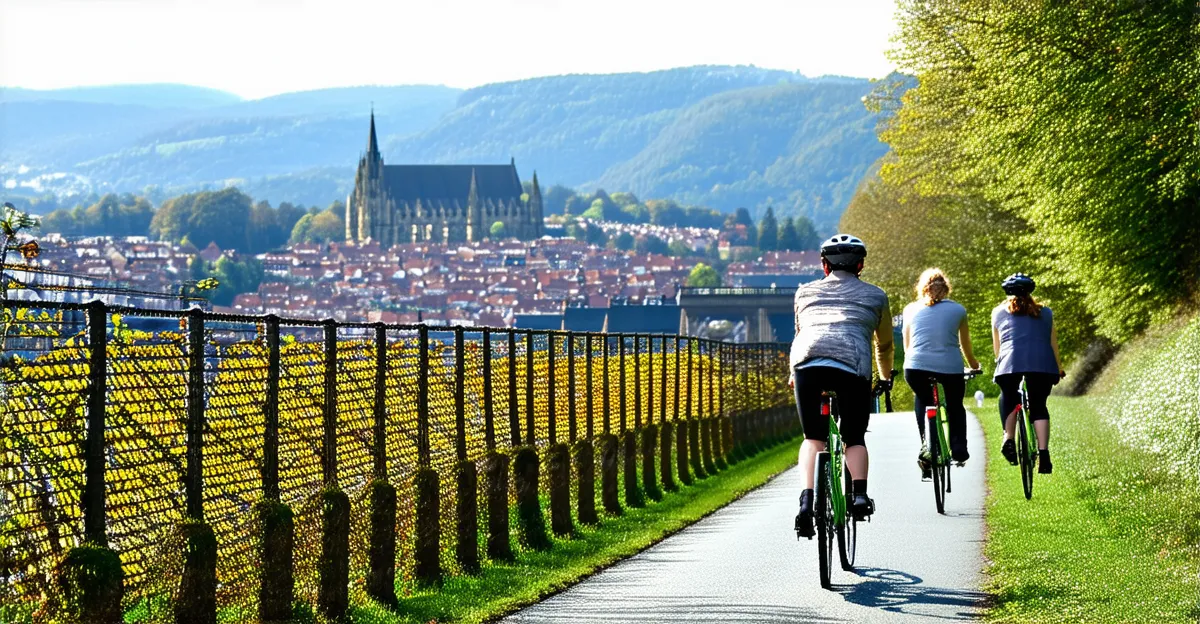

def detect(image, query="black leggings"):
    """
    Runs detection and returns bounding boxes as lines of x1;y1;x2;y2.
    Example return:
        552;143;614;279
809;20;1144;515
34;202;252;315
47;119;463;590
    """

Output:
996;373;1058;426
904;369;967;450
793;366;871;447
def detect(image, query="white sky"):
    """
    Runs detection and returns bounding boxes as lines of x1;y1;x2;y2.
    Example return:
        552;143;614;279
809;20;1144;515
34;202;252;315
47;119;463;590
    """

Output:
0;0;899;99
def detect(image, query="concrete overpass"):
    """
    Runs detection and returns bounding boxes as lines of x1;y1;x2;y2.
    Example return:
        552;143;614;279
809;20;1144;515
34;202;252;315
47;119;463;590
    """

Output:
676;286;796;343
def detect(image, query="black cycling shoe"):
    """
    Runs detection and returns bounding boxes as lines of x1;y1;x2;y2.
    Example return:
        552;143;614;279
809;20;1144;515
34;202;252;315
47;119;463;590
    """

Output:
917;445;932;481
795;491;814;539
1038;450;1053;474
1001;439;1018;465
951;443;970;465
850;494;875;521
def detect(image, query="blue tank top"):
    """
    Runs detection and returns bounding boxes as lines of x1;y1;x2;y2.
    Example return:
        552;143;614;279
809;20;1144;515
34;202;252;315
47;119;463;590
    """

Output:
903;300;967;374
991;304;1058;377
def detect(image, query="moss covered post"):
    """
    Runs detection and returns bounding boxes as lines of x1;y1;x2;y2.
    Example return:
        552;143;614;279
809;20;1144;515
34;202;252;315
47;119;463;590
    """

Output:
483;329;514;561
55;300;123;624
641;335;660;500
675;336;692;486
258;315;296;620
620;334;643;508
453;327;480;572
600;335;621;515
513;330;550;549
546;333;573;536
719;342;735;467
175;308;217;624
688;337;708;480
574;333;599;525
318;319;351;616
658;335;675;492
365;323;396;606
702;339;719;474
413;325;443;584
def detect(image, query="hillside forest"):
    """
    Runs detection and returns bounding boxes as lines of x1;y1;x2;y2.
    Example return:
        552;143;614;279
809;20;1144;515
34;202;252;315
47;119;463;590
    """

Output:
1;66;887;231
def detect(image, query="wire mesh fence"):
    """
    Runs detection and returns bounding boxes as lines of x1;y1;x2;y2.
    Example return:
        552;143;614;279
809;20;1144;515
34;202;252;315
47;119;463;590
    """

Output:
0;301;794;622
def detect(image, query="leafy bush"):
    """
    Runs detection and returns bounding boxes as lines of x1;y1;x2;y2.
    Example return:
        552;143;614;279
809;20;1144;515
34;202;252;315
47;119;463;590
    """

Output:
1091;311;1200;483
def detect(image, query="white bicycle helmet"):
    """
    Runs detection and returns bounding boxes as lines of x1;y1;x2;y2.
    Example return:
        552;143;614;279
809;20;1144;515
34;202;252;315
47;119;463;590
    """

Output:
820;234;867;268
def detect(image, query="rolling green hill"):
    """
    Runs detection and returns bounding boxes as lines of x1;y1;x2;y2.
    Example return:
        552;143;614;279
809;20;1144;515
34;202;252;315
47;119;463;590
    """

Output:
1;67;890;228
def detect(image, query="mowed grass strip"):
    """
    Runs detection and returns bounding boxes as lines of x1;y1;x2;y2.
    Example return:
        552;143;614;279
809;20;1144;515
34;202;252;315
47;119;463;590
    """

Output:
978;397;1200;622
349;438;801;624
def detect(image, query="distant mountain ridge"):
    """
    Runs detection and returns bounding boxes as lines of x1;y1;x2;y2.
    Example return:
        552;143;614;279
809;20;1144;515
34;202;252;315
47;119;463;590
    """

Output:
0;66;890;229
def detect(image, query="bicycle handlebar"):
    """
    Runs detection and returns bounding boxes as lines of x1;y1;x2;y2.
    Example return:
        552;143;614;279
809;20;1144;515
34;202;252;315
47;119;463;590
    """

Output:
873;369;897;413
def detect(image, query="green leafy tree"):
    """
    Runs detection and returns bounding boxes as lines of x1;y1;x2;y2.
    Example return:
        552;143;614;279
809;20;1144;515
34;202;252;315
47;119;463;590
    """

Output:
778;216;799;251
610;231;635;251
289;205;344;245
882;0;1199;340
634;235;669;255
667;239;693;258
610;192;640;207
620;203;651;223
490;221;506;239
794;215;820;250
687;263;721;288
758;206;778;251
542;185;576;216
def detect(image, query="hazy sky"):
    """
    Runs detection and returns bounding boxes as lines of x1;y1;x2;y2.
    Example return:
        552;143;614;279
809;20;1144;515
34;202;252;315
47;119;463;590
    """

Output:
0;0;899;99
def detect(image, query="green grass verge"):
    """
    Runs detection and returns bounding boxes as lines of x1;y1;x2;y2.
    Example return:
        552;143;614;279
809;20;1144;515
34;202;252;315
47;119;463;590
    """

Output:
344;438;799;624
978;397;1200;622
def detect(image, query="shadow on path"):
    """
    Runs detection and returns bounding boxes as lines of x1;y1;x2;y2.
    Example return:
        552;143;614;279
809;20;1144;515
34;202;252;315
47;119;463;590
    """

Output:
505;595;845;623
837;567;988;621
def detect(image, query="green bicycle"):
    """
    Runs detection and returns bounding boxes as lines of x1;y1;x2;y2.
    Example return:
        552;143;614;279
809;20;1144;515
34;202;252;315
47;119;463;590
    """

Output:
926;369;981;514
1006;377;1039;500
813;391;859;589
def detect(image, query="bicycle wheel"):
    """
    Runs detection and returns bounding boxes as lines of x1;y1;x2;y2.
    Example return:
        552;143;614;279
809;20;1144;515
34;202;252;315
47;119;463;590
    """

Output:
815;452;833;589
837;466;857;570
1017;411;1034;500
929;419;946;514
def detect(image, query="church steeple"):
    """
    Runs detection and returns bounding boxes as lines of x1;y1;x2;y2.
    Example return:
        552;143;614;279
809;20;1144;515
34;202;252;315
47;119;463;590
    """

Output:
529;171;544;237
367;108;380;161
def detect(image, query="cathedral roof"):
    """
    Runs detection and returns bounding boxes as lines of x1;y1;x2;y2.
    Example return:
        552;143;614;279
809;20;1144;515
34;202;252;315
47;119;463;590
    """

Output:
383;164;523;202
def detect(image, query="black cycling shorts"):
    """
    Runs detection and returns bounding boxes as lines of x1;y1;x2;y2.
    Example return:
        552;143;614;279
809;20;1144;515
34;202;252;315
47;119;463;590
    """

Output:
793;365;872;447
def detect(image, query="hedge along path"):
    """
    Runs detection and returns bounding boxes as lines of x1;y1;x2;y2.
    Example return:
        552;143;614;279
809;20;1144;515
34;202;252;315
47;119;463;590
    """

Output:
0;299;793;624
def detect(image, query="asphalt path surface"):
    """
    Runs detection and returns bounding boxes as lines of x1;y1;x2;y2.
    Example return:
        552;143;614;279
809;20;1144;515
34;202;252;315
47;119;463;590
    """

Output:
505;410;989;623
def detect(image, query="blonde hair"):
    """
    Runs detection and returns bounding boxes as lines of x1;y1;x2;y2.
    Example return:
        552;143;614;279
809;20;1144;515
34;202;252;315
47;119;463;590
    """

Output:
915;268;951;306
1007;294;1043;317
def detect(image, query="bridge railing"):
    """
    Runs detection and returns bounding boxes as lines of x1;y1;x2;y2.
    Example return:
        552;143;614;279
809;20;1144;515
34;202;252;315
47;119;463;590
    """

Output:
677;286;798;297
0;299;795;622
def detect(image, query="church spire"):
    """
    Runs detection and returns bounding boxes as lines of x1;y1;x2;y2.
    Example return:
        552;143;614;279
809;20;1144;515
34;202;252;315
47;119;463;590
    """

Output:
367;108;380;160
530;170;544;237
466;168;483;242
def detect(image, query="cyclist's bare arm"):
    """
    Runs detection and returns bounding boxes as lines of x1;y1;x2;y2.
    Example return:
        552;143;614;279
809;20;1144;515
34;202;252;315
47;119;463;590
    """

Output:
991;325;1001;359
959;318;981;370
874;312;895;381
1050;322;1064;375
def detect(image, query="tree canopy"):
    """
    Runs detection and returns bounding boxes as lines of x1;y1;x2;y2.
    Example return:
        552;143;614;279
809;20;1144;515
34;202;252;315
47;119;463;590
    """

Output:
687;263;721;288
879;0;1200;341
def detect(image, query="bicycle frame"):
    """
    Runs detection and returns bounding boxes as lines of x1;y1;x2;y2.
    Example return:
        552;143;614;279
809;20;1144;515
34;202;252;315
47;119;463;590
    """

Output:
927;382;951;467
824;395;847;528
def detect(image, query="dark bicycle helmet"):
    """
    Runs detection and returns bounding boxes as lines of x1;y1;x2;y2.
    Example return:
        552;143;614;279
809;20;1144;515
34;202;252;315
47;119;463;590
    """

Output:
820;234;867;268
1001;273;1036;296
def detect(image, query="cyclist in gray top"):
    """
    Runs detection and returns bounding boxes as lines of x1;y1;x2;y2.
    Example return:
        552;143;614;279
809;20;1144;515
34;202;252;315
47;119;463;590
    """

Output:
902;268;981;478
791;234;894;538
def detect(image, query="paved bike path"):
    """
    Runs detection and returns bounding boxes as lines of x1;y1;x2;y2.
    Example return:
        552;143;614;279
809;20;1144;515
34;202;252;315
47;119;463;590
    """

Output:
505;410;989;623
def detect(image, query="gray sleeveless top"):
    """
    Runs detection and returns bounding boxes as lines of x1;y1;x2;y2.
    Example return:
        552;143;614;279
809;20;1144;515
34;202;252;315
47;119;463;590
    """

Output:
789;274;890;379
903;299;968;374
